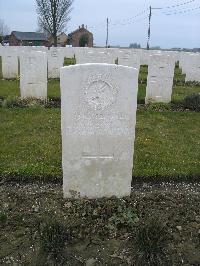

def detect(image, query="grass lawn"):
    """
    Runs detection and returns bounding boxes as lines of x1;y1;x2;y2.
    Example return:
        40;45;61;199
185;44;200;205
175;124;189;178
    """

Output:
0;63;199;103
0;56;2;79
0;107;199;181
0;78;200;104
0;60;199;181
172;85;200;103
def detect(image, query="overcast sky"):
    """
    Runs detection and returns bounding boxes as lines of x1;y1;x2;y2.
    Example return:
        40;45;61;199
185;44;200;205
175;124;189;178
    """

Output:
0;0;199;48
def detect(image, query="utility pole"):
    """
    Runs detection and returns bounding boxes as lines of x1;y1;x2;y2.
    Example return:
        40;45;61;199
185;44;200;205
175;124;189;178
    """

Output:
147;6;152;50
106;18;109;48
147;6;162;50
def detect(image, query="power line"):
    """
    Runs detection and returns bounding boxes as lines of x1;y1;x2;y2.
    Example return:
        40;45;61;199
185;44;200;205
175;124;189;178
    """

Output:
163;5;200;15
110;8;149;26
163;0;196;9
89;0;198;30
111;14;148;27
88;8;149;30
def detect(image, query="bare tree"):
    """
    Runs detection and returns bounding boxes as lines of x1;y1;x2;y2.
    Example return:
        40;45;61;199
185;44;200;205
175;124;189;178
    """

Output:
36;0;74;46
36;25;50;38
0;19;10;36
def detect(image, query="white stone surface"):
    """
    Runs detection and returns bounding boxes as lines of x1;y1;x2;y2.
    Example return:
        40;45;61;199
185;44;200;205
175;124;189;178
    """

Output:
61;63;138;199
75;49;114;64
145;54;175;103
20;51;47;99
2;47;19;79
118;50;140;69
62;47;75;59
48;47;64;78
185;53;200;82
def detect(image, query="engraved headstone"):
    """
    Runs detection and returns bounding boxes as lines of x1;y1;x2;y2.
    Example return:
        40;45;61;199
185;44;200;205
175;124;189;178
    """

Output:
145;54;175;103
76;48;114;64
20;51;47;99
2;48;18;79
118;50;140;69
62;47;75;59
61;63;139;199
185;53;200;82
48;47;64;78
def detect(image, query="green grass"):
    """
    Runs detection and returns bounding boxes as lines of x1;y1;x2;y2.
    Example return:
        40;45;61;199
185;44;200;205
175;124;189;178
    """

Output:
0;56;2;79
137;84;146;103
174;63;186;83
172;85;200;103
0;62;199;181
0;108;61;181
0;64;199;104
0;79;20;98
139;65;148;83
0;79;60;99
134;110;200;180
1;80;200;104
48;79;60;98
63;57;76;66
0;108;199;181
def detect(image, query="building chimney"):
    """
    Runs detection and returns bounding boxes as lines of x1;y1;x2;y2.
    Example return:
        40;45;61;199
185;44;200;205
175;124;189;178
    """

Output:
82;24;84;28
79;26;80;29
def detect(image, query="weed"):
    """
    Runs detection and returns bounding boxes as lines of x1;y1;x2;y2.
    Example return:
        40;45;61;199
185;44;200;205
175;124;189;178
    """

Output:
1;96;46;108
38;217;69;261
0;212;7;224
107;205;138;231
134;217;170;266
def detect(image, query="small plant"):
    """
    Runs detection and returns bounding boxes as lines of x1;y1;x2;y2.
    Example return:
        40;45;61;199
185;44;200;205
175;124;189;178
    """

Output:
108;205;138;230
183;93;200;111
134;217;170;266
0;212;7;224
1;96;22;108
38;217;68;261
146;102;171;111
1;96;46;108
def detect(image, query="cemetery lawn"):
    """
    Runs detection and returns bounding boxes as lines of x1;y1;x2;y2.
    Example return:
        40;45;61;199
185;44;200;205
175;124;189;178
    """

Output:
0;107;199;182
0;79;200;104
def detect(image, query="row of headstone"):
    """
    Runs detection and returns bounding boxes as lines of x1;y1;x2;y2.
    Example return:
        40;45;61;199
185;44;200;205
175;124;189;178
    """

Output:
0;46;199;102
1;46;199;81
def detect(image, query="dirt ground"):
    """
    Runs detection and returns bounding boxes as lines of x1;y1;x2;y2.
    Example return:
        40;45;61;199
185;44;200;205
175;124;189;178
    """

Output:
0;181;200;265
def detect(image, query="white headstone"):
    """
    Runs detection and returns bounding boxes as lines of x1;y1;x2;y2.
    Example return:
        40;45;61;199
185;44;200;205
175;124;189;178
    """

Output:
48;47;64;78
2;47;19;79
145;54;175;103
185;53;200;82
118;49;140;69
20;51;47;99
61;63;138;199
62;47;75;58
76;48;114;64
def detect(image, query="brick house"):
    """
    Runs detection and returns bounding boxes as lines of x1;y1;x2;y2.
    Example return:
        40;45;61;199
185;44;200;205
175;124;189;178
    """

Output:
67;25;93;47
49;32;68;47
10;31;48;46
